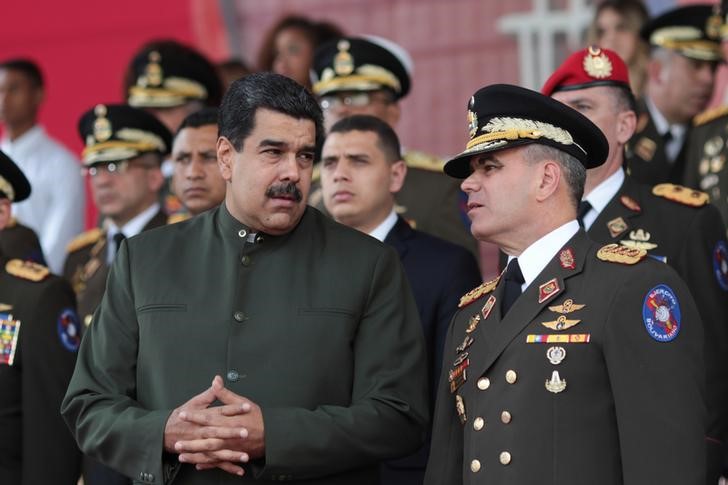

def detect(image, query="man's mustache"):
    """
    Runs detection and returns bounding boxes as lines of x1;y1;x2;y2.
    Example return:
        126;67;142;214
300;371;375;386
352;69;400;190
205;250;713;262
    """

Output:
265;182;303;202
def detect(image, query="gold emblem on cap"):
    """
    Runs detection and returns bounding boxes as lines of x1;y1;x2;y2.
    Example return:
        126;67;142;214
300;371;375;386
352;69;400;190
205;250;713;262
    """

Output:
92;104;112;143
707;8;722;40
583;46;612;79
140;50;163;88
467;110;478;139
334;40;354;76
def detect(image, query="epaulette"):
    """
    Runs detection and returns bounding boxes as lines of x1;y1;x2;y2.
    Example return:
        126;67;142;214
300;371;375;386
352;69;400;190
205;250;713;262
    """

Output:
596;243;646;265
652;183;709;207
458;276;500;308
5;259;49;282
66;228;104;253
6;217;17;228
167;213;191;225
693;105;728;127
403;150;445;173
312;163;321;183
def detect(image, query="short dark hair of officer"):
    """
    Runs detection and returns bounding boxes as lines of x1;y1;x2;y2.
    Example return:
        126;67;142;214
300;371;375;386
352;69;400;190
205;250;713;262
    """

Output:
445;85;608;249
328;114;402;162
0;58;44;139
78;104;172;227
0;150;31;230
217;72;323;235
641;4;721;124
124;39;223;133
171;107;225;216
311;36;411;132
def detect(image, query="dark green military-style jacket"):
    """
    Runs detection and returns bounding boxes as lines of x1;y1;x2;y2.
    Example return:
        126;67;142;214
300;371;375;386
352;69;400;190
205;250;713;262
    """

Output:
0;253;82;484
62;204;428;484
425;231;706;484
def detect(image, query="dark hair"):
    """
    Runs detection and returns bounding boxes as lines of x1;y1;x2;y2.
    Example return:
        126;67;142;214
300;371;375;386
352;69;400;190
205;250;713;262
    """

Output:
328;115;402;163
257;14;344;72
219;72;324;154
0;58;44;88
218;58;252;74
593;0;648;31
609;85;637;113
176;107;219;138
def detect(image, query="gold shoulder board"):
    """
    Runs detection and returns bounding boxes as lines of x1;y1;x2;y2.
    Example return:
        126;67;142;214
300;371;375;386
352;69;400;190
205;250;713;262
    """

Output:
596;243;646;265
652;183;709;207
5;259;50;282
693;105;728;127
404;150;445;173
66;228;104;253
458;276;500;308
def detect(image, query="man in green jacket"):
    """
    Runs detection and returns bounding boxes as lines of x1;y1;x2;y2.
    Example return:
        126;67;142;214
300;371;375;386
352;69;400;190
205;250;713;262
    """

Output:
62;72;428;485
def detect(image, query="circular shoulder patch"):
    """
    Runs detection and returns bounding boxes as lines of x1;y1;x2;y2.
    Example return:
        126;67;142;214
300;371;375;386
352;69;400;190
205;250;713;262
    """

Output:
642;284;681;342
713;240;728;292
57;308;81;352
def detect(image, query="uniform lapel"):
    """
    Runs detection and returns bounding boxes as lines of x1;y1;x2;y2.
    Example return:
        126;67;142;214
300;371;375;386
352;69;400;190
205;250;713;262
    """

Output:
474;231;590;375
589;176;642;242
383;216;412;260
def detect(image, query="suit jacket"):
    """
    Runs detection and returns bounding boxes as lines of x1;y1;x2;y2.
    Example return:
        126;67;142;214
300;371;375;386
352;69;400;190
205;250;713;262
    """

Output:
425;230;706;484
626;99;690;185
381;217;482;485
0;253;81;484
0;219;46;264
63;209;167;325
61;205;429;485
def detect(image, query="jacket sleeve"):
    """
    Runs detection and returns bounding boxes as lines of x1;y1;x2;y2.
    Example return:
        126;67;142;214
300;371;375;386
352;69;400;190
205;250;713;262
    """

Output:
603;262;706;484
61;241;173;484
254;247;430;481
22;278;81;484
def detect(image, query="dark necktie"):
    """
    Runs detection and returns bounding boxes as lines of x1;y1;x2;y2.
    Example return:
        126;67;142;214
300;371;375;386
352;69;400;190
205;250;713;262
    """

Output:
501;258;524;316
577;200;592;228
113;232;126;254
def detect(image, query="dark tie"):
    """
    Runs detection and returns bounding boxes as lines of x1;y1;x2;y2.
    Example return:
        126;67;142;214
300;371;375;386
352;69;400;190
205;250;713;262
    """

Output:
577;200;592;228
662;129;673;143
501;258;524;316
113;232;126;254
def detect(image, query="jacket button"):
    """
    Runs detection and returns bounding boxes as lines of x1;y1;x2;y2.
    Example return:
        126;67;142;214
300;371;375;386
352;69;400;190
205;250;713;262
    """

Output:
241;255;251;266
470;459;481;472
501;411;512;424
227;370;240;382
477;377;490;390
505;370;517;384
500;451;512;465
233;311;246;322
473;417;485;431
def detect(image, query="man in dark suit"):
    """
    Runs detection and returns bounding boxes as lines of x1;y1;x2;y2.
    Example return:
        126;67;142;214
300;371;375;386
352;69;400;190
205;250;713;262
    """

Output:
625;5;721;185
0;149;82;484
62;73;428;484
543;45;728;482
319;114;482;485
424;84;706;484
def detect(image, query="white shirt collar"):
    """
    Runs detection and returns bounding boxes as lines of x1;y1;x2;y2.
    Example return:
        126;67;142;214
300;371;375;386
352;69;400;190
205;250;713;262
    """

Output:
106;202;160;262
368;209;398;242
582;169;625;230
0;125;44;159
508;220;580;291
645;97;686;161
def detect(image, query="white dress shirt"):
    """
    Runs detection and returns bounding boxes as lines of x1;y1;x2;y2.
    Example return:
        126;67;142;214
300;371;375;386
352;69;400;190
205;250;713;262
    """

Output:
507;220;580;292
2;125;85;273
367;209;398;242
645;97;686;163
581;169;625;230
105;203;160;264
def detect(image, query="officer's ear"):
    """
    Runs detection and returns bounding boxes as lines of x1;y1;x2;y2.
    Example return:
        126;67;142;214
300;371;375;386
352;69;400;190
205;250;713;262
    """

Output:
217;136;236;182
389;159;407;194
535;159;561;203
0;199;11;231
616;110;637;144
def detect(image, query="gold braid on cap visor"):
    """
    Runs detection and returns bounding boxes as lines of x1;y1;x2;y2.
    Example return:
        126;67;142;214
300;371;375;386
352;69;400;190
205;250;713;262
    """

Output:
128;77;208;107
0;176;15;201
465;117;586;154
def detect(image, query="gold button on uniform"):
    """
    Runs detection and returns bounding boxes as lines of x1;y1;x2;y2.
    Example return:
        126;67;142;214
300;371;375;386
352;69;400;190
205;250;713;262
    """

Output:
241;255;251;266
501;411;512;424
473;417;485;431
505;370;517;384
477;377;490;390
500;451;512;465
470;459;481;472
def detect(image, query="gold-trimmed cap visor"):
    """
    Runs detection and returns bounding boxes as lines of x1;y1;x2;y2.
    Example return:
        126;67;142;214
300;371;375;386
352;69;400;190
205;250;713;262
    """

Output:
0;150;30;202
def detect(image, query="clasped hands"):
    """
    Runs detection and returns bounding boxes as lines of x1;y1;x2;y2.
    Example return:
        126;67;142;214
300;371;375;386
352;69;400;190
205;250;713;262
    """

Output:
163;375;264;476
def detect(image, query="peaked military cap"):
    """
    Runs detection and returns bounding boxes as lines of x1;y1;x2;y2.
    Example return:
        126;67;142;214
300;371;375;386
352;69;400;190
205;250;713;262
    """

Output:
311;36;411;99
640;4;721;61
126;40;223;108
719;0;728;39
541;46;631;96
0;150;30;202
444;84;609;178
78;104;172;166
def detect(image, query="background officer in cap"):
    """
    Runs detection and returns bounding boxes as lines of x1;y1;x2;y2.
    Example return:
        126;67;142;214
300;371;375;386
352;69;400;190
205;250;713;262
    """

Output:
310;35;478;259
169;107;226;223
626;4;721;185
0;149;82;484
424;84;706;484
543;45;728;482
62;72;428;484
685;1;728;234
64;103;171;485
319;114;481;485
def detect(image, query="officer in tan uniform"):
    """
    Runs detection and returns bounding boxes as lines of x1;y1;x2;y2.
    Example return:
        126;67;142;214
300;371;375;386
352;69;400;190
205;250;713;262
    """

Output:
0;149;82;484
424;84;706;484
309;36;477;258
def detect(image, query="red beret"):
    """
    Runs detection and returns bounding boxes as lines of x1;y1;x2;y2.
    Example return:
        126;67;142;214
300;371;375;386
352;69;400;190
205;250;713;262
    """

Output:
541;46;631;97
